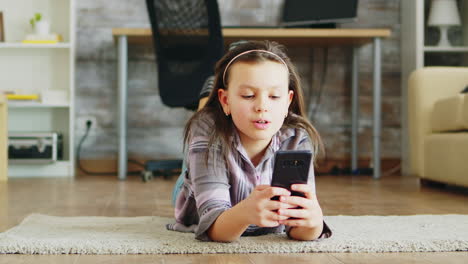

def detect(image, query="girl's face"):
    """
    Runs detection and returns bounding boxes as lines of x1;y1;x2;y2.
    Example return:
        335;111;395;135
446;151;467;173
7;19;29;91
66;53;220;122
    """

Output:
218;60;293;151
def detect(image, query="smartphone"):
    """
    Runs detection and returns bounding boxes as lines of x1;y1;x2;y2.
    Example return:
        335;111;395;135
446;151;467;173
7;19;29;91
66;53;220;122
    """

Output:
271;150;312;200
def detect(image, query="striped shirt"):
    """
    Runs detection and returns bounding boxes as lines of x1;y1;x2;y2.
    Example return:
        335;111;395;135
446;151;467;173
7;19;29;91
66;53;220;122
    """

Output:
167;111;331;241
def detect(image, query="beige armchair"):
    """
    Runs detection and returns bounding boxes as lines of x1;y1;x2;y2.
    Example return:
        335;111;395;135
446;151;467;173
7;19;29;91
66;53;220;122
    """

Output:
0;94;7;181
408;67;468;188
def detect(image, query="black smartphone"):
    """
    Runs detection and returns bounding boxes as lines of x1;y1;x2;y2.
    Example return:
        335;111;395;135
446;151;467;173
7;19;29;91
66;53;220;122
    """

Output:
271;150;312;200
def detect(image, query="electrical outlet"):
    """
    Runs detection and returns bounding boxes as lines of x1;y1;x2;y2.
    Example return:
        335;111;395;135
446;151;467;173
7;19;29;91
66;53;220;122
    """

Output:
76;115;98;134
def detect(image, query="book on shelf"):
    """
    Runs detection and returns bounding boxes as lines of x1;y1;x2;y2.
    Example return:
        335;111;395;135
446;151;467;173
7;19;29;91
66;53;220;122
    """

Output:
5;94;40;101
22;33;63;44
2;90;43;103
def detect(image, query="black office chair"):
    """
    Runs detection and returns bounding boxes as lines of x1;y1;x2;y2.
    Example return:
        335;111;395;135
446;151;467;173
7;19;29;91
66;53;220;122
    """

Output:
143;0;224;181
146;0;223;109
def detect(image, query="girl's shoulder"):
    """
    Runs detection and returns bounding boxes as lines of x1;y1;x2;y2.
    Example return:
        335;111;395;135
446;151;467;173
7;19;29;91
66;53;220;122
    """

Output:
186;110;225;152
188;111;216;138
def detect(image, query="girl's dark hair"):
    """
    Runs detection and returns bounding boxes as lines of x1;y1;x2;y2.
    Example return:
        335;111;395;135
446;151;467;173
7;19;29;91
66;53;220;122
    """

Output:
184;40;323;163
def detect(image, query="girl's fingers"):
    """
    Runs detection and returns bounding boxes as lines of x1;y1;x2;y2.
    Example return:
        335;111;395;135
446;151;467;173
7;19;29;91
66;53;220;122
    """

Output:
277;208;306;219
255;185;271;191
268;211;290;221
278;218;307;227
291;184;316;199
279;217;324;229
266;200;298;211
260;211;289;227
279;195;311;209
263;187;291;199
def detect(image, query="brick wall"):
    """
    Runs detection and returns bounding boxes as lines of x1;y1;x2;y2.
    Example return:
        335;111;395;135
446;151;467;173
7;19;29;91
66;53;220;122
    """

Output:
75;0;402;162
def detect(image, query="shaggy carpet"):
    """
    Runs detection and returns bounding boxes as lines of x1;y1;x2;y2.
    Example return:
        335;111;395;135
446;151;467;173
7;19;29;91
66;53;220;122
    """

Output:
0;214;467;254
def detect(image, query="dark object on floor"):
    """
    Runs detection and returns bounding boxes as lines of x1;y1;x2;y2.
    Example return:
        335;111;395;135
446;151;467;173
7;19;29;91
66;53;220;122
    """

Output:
141;159;183;182
461;85;468;93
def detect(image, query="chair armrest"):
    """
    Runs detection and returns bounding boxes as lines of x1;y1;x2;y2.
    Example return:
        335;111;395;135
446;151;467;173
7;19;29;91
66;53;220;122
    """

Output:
408;67;468;177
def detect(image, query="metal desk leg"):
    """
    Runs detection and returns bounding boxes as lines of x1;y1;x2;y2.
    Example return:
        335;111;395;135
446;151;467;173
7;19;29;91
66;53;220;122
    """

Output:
372;37;382;179
118;35;128;180
351;47;359;172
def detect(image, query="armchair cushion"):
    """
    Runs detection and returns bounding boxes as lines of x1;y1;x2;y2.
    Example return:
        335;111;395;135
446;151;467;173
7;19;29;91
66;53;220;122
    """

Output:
425;133;468;187
431;94;468;132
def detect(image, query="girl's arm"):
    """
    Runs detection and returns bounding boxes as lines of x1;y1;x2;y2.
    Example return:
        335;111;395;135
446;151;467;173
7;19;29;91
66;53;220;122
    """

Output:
206;201;251;242
207;185;291;242
288;220;324;241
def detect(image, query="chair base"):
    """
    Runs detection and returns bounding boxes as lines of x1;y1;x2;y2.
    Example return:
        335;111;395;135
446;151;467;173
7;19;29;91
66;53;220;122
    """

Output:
141;159;182;182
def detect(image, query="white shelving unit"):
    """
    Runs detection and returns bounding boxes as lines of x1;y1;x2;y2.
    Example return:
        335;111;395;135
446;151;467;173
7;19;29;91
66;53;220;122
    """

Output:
0;0;75;177
401;0;468;175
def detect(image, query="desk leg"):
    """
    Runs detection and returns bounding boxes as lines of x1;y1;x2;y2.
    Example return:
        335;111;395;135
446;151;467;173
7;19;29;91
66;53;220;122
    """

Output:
372;37;382;179
351;47;359;172
118;35;128;180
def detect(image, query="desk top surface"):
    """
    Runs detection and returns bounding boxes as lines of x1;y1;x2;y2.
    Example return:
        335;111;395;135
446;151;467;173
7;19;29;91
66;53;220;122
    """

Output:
113;28;390;37
112;28;391;46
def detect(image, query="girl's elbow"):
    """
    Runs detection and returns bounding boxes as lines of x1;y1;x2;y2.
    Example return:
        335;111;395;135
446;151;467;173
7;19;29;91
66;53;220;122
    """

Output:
208;233;238;243
207;227;239;243
288;226;323;241
212;237;237;243
290;233;321;241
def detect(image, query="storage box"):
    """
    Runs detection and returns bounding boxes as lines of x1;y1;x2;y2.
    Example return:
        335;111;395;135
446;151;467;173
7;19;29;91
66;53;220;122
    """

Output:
8;132;63;164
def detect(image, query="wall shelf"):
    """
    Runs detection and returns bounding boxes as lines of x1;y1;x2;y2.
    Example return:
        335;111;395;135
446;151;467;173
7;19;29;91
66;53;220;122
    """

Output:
424;46;468;52
8;102;70;108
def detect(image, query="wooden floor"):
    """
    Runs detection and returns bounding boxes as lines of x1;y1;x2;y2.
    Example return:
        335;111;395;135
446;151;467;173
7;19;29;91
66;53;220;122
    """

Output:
1;174;467;263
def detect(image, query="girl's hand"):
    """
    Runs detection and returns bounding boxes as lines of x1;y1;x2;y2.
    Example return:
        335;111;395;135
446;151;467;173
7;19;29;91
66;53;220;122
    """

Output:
240;185;293;227
277;184;323;229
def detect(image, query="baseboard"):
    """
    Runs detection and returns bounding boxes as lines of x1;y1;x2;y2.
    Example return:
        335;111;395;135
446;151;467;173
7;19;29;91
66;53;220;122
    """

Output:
76;159;147;177
77;157;401;177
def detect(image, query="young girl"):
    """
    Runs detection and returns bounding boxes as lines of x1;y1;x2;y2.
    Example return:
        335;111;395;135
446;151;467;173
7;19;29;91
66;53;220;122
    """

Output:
167;40;331;242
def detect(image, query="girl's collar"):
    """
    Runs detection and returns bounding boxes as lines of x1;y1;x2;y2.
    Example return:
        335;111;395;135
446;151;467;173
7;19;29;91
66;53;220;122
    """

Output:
232;127;288;166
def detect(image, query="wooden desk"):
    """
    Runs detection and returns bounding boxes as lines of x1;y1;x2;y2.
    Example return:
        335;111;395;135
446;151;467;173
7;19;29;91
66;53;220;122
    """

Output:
112;28;391;180
113;28;390;45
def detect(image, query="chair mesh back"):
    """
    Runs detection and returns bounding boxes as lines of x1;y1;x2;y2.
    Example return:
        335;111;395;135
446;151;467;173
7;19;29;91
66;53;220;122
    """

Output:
146;0;223;110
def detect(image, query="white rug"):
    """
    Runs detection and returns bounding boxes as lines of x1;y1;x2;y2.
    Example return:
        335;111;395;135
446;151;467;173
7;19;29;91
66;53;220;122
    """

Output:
0;214;467;254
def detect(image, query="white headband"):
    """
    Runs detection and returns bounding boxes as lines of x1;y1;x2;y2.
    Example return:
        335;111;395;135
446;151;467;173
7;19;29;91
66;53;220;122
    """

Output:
222;49;289;87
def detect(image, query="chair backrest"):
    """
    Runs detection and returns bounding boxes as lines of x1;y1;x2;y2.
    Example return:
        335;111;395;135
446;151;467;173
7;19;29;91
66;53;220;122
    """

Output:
146;0;224;110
